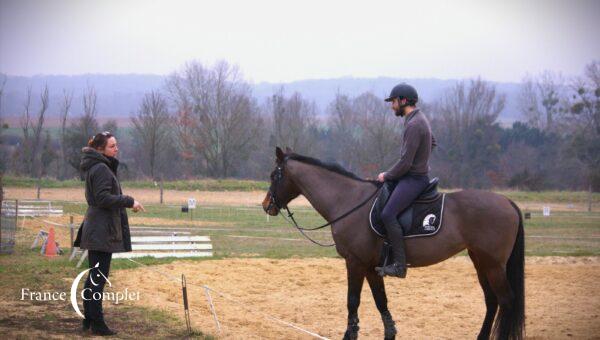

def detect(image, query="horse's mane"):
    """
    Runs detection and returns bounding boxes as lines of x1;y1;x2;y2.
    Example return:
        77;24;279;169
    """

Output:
287;153;379;186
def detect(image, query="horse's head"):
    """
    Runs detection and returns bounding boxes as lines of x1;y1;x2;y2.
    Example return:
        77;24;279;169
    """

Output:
262;146;302;216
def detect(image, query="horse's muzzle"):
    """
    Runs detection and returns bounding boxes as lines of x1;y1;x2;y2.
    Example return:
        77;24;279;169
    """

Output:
262;194;279;216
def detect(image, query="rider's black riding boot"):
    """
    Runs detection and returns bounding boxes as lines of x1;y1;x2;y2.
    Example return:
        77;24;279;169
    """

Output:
376;220;407;278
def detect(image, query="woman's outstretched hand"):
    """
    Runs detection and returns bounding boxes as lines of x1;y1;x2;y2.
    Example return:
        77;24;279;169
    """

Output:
132;200;145;213
377;172;386;182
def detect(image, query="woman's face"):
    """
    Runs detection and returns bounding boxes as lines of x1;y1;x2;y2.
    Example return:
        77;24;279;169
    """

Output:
100;137;118;158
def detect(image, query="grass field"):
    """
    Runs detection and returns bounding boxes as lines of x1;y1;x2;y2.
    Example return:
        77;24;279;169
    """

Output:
40;200;600;258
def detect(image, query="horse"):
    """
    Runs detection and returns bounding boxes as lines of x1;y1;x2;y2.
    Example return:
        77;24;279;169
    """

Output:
262;147;524;340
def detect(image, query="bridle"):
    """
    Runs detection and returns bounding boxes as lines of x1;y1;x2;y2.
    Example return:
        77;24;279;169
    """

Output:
267;161;382;247
266;165;285;213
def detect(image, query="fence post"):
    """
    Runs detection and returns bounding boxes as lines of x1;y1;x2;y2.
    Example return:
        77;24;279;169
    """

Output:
182;274;192;335
70;215;74;252
159;178;164;205
36;178;41;200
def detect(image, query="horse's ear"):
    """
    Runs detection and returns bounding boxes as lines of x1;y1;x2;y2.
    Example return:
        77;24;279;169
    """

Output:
275;146;285;163
285;146;293;154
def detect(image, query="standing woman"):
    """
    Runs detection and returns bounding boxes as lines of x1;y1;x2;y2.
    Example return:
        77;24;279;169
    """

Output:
77;131;144;335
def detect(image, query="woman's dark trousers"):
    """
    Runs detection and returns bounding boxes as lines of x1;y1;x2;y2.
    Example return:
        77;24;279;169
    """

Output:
83;250;113;321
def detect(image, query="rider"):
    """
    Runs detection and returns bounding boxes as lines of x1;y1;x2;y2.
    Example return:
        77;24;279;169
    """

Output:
375;83;436;278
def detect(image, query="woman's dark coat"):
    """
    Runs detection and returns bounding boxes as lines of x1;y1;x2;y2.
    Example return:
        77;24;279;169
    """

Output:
75;147;134;253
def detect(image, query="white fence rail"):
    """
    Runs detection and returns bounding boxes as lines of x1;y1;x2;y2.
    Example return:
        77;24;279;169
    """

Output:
1;200;63;217
113;235;213;259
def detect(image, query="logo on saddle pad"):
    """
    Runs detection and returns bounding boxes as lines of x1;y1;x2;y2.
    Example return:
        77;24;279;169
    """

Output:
422;214;437;232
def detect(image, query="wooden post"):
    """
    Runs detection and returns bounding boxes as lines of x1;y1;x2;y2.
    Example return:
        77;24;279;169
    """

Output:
36;178;41;200
159;178;164;205
182;274;192;335
69;215;74;251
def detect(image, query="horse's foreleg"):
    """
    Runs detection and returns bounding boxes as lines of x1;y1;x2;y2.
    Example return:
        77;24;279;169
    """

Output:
344;259;366;340
366;270;397;340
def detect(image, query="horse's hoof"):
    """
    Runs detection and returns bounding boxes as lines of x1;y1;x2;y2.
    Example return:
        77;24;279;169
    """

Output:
384;327;397;339
384;328;397;339
343;330;358;340
382;313;397;339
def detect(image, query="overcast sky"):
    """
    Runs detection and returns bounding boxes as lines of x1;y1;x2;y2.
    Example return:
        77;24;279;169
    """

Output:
0;0;598;83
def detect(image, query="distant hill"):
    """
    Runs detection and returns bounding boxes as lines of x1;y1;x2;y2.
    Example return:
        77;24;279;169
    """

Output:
0;74;164;125
0;74;523;125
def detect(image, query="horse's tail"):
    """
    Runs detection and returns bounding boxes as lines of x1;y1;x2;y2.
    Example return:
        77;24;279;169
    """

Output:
493;199;525;340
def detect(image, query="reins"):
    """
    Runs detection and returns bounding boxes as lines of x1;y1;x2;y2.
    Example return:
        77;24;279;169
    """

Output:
270;171;382;247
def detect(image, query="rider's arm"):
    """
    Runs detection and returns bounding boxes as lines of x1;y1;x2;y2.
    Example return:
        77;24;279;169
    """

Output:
383;124;422;181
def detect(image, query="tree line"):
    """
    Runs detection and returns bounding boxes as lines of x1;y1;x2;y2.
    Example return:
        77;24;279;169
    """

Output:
0;60;598;192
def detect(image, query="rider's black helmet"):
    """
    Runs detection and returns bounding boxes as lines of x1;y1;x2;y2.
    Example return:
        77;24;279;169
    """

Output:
384;83;419;105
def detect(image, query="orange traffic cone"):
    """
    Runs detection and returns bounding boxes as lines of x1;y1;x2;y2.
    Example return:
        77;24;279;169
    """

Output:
45;227;58;257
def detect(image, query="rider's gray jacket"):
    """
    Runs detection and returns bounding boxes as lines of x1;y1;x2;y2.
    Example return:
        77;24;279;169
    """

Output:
384;109;436;181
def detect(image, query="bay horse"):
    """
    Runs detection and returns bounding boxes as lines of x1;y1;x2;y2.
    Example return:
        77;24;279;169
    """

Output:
262;147;524;340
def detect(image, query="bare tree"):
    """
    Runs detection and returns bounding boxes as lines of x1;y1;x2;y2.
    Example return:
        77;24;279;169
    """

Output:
167;62;206;177
66;86;99;171
19;86;33;174
18;85;49;177
30;85;49;178
570;61;600;134
354;92;403;175
327;91;403;177
267;88;320;154
518;78;539;126
131;91;171;179
518;71;566;131
83;85;97;119
167;60;263;178
437;78;505;132
432;78;506;188
567;60;600;210
58;89;73;179
328;92;361;172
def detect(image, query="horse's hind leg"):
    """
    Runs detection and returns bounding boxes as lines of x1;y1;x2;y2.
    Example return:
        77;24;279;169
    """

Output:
485;262;517;340
366;270;397;340
344;258;366;340
468;250;498;340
